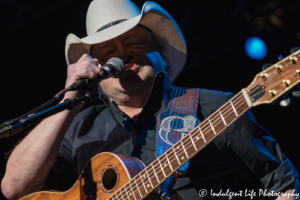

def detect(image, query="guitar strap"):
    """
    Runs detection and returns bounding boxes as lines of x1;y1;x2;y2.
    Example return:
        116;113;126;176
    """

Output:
156;86;200;198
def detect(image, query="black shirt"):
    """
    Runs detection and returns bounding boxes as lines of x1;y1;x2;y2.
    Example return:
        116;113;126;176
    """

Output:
45;72;299;199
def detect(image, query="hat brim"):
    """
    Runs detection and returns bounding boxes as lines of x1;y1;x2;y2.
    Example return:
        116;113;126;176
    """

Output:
65;1;187;82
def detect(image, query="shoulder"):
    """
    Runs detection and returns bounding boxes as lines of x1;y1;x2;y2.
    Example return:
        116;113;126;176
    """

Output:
199;88;234;100
198;88;235;119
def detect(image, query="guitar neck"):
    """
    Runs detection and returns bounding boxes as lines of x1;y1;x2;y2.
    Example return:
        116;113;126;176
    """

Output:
109;90;252;200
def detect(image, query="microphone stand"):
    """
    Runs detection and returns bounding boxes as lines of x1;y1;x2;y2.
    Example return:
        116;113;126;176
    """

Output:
0;90;99;140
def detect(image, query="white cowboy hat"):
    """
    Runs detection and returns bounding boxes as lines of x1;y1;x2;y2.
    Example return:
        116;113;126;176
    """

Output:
65;0;187;82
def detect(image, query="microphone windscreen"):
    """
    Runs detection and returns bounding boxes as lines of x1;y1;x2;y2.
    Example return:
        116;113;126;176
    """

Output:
106;57;125;78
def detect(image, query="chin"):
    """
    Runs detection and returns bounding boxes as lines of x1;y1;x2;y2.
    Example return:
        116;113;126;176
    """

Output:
120;76;153;94
119;81;144;93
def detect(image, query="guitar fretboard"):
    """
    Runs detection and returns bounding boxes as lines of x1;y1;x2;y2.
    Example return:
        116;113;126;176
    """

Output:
108;90;250;200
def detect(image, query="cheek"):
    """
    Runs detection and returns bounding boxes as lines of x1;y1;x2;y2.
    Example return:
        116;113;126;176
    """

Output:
99;78;114;90
140;65;155;80
134;51;153;66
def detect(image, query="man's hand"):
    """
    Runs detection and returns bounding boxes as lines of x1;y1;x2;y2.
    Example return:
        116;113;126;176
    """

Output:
64;54;101;100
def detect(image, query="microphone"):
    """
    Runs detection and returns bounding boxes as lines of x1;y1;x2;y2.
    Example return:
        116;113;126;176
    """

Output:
68;57;125;91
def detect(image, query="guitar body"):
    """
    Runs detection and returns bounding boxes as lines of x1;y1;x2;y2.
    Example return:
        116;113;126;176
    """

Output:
21;152;146;200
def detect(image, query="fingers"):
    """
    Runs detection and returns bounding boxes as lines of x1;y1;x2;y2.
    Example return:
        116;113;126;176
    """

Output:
78;54;101;75
74;60;99;78
78;54;99;69
65;54;102;89
77;53;93;63
75;68;97;80
93;58;99;65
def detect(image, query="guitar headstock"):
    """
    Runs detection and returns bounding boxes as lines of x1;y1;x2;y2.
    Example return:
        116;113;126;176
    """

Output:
246;49;300;107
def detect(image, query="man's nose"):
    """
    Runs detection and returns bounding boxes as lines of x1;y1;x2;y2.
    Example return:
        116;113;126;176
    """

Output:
115;42;132;63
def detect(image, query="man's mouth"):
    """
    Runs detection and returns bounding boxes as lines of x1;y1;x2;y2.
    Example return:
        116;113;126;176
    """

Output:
125;63;140;72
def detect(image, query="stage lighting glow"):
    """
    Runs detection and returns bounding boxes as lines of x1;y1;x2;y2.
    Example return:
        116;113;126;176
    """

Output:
245;37;267;60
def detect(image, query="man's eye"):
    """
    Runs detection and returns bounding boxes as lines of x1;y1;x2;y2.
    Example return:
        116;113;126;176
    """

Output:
128;42;144;46
103;51;113;57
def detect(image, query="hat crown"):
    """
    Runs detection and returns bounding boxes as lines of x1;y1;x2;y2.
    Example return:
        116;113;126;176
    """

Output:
86;0;140;35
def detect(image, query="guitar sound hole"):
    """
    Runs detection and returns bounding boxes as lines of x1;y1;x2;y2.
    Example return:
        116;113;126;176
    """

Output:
102;168;117;190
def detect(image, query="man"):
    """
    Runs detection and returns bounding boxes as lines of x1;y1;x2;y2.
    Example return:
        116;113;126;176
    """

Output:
1;0;299;199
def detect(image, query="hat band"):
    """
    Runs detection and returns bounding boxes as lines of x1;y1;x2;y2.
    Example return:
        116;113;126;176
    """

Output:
95;19;127;33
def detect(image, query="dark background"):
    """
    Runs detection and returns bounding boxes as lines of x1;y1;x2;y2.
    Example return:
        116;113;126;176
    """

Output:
1;0;300;199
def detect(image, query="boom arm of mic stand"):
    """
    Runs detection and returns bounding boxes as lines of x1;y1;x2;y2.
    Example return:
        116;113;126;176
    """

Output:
0;90;98;140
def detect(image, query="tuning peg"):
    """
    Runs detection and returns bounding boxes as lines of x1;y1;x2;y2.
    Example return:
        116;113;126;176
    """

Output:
279;96;291;107
291;47;300;54
278;55;284;60
292;91;300;98
262;63;272;70
292;86;300;98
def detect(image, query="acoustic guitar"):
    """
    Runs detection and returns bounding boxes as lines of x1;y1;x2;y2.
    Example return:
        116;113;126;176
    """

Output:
20;50;300;200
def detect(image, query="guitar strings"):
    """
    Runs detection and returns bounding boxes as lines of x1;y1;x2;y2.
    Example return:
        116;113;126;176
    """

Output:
116;106;246;200
113;88;202;199
112;92;246;199
163;92;247;170
110;92;247;200
114;93;246;200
